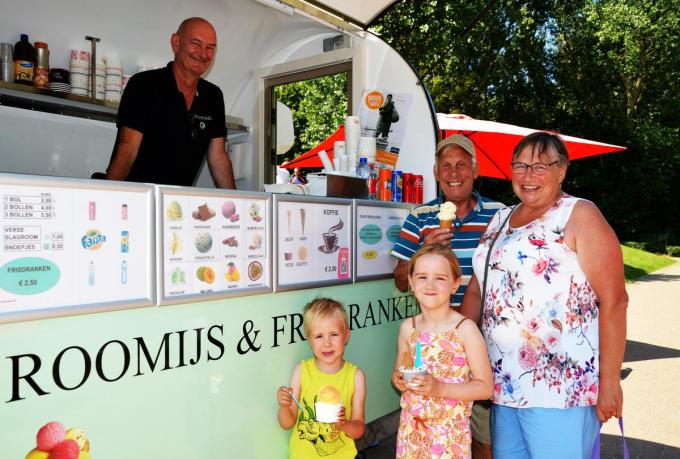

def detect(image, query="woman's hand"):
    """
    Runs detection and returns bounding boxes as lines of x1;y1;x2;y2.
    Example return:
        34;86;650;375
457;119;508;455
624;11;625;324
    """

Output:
423;228;452;246
596;379;623;422
392;369;408;393
408;373;442;398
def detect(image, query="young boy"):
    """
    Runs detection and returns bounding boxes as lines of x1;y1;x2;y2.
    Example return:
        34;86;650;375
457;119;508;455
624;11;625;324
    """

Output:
277;298;366;458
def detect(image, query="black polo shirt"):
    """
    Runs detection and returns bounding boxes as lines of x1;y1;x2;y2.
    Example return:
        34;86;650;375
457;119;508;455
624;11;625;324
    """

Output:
115;62;226;186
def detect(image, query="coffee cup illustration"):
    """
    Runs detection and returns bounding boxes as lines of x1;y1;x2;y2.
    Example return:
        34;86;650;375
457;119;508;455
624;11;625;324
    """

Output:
318;219;343;254
322;233;338;251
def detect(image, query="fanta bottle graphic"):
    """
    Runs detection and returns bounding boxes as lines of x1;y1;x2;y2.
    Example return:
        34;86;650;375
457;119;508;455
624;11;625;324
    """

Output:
122;203;128;220
88;261;95;286
121;260;128;284
88;201;96;220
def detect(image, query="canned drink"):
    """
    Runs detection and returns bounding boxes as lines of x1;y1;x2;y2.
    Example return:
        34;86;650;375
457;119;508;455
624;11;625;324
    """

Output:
378;169;392;201
121;230;129;253
391;171;403;202
414;175;424;204
402;173;413;203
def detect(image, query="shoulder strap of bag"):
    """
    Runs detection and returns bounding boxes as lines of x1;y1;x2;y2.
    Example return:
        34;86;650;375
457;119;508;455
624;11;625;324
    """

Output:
479;206;516;324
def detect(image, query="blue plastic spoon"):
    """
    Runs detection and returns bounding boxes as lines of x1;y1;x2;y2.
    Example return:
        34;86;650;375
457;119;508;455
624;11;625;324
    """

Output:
414;341;423;368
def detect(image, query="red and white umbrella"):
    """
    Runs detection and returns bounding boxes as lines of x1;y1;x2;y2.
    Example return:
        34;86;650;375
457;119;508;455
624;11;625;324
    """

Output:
438;114;627;179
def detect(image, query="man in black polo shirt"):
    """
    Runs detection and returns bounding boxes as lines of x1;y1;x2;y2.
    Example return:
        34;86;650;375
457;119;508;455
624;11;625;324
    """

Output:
105;17;236;188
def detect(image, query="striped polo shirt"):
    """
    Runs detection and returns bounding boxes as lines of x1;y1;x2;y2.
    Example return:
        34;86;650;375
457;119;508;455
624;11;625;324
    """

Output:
391;191;504;305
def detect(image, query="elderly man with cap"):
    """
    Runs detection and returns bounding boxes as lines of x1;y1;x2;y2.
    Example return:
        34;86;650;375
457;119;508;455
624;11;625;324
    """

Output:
390;134;503;458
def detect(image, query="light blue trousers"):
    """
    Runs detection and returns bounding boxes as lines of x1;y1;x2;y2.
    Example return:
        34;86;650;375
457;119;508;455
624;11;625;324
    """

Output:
491;405;600;459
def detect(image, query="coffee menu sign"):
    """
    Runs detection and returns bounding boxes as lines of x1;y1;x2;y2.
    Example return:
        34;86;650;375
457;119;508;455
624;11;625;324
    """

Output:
0;174;154;323
157;187;271;305
354;200;412;281
274;195;352;291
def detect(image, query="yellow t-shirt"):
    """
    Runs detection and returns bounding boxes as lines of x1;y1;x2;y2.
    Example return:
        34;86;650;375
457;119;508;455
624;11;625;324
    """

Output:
288;358;357;459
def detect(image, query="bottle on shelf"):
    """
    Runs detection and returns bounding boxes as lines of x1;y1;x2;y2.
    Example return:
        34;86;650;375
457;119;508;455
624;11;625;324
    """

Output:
356;157;371;199
13;34;34;85
356;157;370;178
33;41;49;89
368;163;378;200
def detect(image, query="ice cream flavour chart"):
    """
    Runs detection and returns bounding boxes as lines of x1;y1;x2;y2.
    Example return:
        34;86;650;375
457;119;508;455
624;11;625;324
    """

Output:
157;188;271;305
354;200;412;280
0;174;154;323
274;195;352;291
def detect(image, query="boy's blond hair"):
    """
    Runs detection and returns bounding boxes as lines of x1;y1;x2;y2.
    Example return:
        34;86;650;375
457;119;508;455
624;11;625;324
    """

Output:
303;298;349;337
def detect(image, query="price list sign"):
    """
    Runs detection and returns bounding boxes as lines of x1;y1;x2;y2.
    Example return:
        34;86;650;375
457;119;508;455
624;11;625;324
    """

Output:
157;187;272;306
274;195;352;291
354;201;412;281
0;174;154;323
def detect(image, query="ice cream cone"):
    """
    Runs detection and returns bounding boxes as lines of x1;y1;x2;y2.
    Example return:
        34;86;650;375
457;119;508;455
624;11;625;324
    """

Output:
439;219;454;230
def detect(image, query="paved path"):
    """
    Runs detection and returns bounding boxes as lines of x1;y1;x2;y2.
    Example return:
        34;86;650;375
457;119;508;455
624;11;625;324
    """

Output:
600;261;680;458
360;260;680;459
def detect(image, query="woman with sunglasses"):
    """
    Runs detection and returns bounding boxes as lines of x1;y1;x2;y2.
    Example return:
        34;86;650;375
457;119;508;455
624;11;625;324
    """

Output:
461;131;628;458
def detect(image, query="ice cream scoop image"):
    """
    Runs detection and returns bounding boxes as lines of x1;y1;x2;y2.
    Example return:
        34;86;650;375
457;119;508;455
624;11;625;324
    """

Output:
25;449;49;459
221;201;236;219
49;439;80;459
65;428;89;452
166;201;182;221
36;421;66;451
194;233;213;253
437;201;457;229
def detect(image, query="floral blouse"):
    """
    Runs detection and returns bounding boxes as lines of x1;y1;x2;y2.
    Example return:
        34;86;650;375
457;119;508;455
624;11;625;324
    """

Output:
472;194;600;409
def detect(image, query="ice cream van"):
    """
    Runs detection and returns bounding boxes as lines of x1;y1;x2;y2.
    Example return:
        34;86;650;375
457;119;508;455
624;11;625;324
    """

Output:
0;1;440;457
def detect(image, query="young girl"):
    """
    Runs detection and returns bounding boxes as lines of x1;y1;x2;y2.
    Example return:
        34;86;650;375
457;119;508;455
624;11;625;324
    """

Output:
277;298;366;458
392;244;493;458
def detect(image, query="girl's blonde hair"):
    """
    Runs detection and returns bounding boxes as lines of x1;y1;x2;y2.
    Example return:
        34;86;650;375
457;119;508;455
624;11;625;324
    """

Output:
303;298;349;337
408;243;462;279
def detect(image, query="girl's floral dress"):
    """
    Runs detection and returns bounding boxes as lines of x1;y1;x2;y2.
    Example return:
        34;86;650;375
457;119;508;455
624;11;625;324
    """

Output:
397;317;473;459
472;194;600;409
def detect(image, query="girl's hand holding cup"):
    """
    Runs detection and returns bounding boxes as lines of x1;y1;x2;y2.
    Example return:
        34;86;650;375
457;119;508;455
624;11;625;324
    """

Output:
392;369;409;393
409;373;441;398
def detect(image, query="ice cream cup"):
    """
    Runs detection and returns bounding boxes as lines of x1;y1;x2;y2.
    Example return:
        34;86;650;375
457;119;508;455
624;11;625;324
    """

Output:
439;219;454;230
400;366;428;387
315;402;341;423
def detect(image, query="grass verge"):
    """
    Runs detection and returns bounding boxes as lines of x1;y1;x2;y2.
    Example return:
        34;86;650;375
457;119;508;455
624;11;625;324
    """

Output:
622;245;676;282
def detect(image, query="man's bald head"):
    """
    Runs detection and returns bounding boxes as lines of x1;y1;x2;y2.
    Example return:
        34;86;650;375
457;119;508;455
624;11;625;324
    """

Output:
176;17;215;37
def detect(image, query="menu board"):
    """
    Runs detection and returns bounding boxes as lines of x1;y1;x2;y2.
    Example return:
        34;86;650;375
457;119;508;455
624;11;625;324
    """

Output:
275;195;352;291
0;174;154;323
355;200;412;280
157;188;271;305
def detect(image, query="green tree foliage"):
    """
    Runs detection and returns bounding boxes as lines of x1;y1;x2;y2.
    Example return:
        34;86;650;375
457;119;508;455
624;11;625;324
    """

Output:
275;73;348;164
373;0;680;243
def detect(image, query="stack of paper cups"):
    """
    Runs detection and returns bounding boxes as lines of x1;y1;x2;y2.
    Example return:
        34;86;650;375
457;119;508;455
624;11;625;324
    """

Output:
344;115;361;174
359;136;377;164
69;49;90;97
105;54;123;102
333;141;346;172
